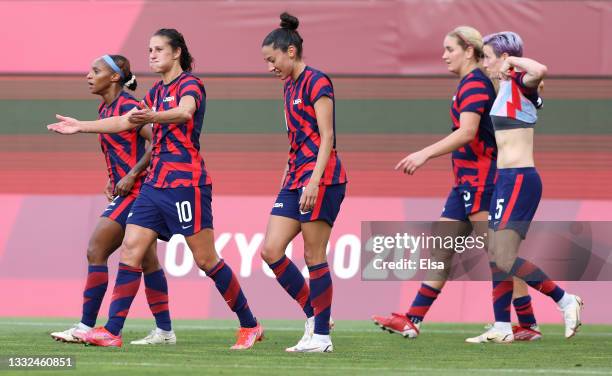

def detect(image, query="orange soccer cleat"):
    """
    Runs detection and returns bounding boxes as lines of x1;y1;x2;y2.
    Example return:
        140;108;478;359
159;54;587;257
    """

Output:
84;327;123;348
230;323;264;350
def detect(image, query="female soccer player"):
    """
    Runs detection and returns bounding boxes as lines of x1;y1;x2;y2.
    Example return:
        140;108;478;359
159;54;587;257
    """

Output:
48;29;263;349
260;13;347;353
466;32;583;343
372;26;540;341
50;54;176;345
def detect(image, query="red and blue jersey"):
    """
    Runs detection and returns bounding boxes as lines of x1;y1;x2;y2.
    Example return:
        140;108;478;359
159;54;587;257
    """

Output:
143;71;212;188
450;68;497;188
282;66;347;189
98;91;145;195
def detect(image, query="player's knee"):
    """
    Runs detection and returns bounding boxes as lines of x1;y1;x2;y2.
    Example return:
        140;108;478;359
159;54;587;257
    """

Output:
193;253;219;272
261;241;283;265
119;238;144;265
303;246;326;267
86;243;107;265
493;250;514;274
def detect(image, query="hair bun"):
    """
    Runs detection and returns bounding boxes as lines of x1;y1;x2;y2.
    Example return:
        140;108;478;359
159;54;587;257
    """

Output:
280;12;299;31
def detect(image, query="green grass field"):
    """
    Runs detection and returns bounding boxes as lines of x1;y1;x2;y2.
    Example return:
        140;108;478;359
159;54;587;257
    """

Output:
1;318;611;375
4;99;612;135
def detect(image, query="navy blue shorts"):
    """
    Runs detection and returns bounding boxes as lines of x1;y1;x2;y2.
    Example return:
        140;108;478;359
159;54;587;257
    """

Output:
488;167;542;238
441;185;494;221
271;183;346;227
127;184;213;238
101;194;137;228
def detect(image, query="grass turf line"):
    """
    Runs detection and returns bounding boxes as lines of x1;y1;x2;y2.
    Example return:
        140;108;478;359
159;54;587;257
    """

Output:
0;318;611;375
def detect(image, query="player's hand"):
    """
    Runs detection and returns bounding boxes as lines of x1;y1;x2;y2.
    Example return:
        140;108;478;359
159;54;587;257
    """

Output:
395;150;429;175
128;102;155;124
299;181;319;213
104;179;114;202
498;60;513;80
114;174;136;197
47;114;81;135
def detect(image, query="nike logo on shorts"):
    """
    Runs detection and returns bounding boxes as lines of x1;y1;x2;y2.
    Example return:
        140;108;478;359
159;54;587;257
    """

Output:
182;225;193;229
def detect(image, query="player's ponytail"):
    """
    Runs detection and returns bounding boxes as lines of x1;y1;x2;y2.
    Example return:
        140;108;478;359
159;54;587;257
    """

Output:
108;55;138;91
154;28;194;72
262;12;304;58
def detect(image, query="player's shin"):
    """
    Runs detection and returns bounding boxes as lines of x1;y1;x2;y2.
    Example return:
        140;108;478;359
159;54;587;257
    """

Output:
308;262;332;335
207;259;257;328
104;263;143;335
268;255;314;317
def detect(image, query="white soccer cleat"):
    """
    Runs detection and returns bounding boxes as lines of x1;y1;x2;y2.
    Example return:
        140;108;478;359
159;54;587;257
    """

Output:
560;294;583;339
288;334;333;353
130;329;177;345
50;323;90;343
465;327;514;344
285;316;335;352
285;317;313;352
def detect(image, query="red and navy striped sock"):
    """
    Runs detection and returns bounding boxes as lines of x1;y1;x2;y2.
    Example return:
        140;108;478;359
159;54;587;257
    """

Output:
510;257;565;302
308;262;333;335
80;265;109;327
268;255;314;318
513;295;537;328
406;283;441;323
144;269;172;331
104;263;142;336
208;260;257;328
491;262;513;323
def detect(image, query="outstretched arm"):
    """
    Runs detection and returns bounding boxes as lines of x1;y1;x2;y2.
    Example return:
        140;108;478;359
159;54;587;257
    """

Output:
395;113;480;175
47;107;142;135
128;96;196;125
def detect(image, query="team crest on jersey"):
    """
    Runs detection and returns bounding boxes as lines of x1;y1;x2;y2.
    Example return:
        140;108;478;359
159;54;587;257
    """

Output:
293;98;302;105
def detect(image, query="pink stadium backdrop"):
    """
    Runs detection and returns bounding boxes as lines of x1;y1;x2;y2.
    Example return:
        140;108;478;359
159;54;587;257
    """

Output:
1;196;612;323
3;0;612;75
1;0;612;324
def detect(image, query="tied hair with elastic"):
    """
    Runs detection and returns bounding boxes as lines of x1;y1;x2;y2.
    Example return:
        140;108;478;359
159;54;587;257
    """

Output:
123;74;136;89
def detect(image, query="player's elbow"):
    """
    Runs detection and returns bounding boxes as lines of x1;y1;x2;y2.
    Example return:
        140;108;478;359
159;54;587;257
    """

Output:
178;109;193;123
460;127;477;144
534;64;548;80
120;116;137;131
